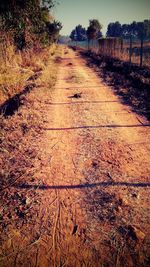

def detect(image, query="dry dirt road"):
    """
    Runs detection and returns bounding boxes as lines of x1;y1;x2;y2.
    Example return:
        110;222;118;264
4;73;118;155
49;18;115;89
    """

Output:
1;47;150;267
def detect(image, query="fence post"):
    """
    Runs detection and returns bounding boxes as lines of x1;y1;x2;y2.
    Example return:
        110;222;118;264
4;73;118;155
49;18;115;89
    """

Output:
88;39;90;51
129;35;132;64
140;36;144;67
120;38;123;60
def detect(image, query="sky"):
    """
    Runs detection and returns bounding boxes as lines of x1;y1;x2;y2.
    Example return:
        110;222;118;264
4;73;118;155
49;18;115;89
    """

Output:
53;0;150;36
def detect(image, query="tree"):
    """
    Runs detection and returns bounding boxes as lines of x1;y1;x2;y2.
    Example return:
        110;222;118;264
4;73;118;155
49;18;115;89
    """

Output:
86;19;102;50
106;21;122;37
0;0;61;49
122;22;137;39
86;19;102;40
47;20;62;43
70;25;87;41
143;19;150;38
42;0;55;9
121;22;139;64
136;20;150;66
135;20;150;40
121;20;150;66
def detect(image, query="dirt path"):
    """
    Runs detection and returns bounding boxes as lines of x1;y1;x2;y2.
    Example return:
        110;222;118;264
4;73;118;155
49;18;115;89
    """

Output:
1;47;150;267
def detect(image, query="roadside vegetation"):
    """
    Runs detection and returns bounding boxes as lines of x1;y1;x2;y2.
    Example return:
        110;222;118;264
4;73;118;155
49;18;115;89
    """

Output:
0;0;62;107
81;51;150;121
0;43;62;228
0;0;62;237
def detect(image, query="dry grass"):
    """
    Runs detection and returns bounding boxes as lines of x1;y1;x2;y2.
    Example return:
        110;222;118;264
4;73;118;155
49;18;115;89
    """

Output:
0;48;62;267
114;50;150;68
67;69;86;84
0;42;58;105
0;45;63;266
80;40;150;68
0;45;61;190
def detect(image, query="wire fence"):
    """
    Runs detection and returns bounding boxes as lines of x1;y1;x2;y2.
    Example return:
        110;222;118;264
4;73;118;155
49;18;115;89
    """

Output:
70;38;150;68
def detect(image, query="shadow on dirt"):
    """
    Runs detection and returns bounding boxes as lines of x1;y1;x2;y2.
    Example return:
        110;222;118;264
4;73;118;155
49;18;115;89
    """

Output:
0;83;36;117
68;93;82;99
81;51;150;121
12;181;150;191
41;123;150;132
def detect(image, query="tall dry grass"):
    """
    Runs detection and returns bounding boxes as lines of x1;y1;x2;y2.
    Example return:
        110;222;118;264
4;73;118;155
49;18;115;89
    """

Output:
0;44;61;190
0;32;57;105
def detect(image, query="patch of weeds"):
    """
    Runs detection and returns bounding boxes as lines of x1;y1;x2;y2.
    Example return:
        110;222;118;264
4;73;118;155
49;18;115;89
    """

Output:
85;189;120;223
67;70;86;84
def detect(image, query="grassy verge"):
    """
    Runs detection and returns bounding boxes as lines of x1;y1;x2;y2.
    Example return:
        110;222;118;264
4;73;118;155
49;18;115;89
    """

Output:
0;45;62;234
0;44;57;105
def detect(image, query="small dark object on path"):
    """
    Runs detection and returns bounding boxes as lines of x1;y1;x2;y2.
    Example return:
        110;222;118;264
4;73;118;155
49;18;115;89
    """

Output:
72;224;78;235
69;93;82;99
92;161;99;168
55;57;62;63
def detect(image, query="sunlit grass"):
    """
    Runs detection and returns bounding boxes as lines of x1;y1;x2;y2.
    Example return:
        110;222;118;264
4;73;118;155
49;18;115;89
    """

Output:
0;44;61;189
67;70;86;84
0;43;59;105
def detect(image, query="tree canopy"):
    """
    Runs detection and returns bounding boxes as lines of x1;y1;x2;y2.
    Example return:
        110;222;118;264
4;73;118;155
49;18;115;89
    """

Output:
0;0;62;49
70;25;87;41
106;22;122;37
86;19;103;40
107;20;150;40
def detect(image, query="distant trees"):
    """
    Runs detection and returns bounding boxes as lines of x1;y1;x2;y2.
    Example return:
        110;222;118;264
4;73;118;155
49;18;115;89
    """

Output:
135;20;150;66
47;20;62;43
86;19;102;50
106;20;150;66
70;25;87;41
86;19;102;40
0;0;62;50
107;20;150;40
59;36;71;44
106;22;122;37
119;20;150;66
69;19;103;45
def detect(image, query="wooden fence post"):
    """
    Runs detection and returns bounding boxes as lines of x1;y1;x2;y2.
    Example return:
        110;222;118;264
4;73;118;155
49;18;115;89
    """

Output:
140;36;144;67
129;35;132;64
88;39;90;51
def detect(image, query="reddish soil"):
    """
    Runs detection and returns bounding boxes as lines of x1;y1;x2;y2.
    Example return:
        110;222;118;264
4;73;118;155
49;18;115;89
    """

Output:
0;47;150;267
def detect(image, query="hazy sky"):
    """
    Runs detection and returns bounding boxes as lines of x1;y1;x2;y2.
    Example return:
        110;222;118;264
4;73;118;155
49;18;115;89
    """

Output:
53;0;150;36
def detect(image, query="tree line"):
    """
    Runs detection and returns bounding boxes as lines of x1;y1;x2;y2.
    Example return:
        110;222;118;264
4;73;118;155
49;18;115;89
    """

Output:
70;19;102;42
107;20;150;40
69;19;150;67
70;19;150;42
0;0;62;50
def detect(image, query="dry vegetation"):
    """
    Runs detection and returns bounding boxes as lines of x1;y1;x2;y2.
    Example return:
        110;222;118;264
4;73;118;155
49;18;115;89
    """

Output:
0;35;57;105
76;40;150;68
80;50;150;121
0;45;61;231
67;70;86;84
